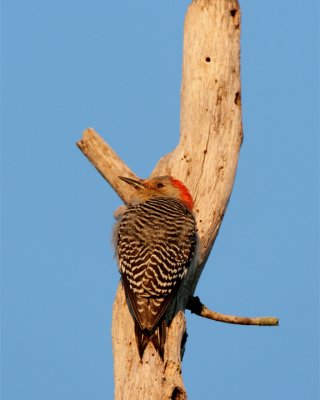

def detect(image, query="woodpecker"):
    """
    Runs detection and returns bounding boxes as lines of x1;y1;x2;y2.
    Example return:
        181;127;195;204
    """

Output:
114;175;197;359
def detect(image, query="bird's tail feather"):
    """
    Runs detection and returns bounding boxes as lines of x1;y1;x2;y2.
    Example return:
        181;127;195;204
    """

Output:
135;320;166;360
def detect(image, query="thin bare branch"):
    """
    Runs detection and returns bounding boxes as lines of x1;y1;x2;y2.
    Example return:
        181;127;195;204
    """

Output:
187;296;279;326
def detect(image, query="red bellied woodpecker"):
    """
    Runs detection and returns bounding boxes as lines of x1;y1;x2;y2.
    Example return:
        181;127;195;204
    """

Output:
114;175;197;359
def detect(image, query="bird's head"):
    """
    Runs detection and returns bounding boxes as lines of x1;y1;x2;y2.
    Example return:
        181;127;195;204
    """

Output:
119;175;194;210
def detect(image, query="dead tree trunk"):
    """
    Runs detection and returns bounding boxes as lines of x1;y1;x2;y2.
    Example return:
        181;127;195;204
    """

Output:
77;0;247;398
112;2;242;397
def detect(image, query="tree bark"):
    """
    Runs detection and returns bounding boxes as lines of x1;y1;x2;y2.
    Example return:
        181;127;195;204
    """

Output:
77;0;242;398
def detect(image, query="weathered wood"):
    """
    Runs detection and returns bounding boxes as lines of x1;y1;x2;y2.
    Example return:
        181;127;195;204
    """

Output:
77;128;138;205
77;0;242;398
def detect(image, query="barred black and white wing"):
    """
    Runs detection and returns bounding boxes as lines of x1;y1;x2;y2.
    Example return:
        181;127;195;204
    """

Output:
117;197;196;358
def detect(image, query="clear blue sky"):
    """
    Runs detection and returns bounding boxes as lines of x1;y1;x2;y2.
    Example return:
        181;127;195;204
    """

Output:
2;1;319;399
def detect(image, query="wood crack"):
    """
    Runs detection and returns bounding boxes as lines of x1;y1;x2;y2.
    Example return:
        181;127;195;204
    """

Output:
193;127;211;205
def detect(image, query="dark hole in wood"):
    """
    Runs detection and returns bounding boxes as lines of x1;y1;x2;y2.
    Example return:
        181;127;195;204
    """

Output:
235;91;241;106
171;387;184;400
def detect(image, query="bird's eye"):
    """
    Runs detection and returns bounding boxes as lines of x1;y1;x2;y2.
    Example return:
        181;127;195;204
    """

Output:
157;183;164;188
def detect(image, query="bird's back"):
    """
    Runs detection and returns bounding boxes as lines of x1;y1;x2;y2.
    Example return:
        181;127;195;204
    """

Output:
117;197;197;332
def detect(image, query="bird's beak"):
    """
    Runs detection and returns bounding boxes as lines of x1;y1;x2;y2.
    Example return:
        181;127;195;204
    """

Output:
119;176;145;190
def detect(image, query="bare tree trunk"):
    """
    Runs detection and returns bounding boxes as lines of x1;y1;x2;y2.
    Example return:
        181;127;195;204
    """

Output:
78;0;242;398
113;1;242;398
